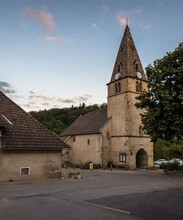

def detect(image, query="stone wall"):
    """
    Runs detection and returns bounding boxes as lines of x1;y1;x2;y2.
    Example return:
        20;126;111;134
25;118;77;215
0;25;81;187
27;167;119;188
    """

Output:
66;134;103;165
0;151;62;182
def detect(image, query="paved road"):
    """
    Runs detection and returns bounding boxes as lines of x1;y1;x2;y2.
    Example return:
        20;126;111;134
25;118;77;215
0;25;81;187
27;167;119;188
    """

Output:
0;169;183;220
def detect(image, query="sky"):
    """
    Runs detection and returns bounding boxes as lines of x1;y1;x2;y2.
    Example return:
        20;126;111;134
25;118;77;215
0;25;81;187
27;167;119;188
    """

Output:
0;0;183;112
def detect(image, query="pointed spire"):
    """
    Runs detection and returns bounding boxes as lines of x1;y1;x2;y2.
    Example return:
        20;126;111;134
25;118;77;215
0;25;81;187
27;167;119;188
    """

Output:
110;24;145;82
126;17;128;26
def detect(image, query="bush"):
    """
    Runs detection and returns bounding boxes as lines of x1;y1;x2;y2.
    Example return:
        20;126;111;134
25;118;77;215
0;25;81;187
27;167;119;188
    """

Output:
72;163;82;169
165;161;182;171
93;164;102;169
81;161;102;169
159;163;167;169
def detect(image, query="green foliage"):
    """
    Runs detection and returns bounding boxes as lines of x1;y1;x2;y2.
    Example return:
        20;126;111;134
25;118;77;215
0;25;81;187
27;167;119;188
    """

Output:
136;43;183;142
80;161;102;169
163;161;182;171
30;103;106;135
154;139;183;160
81;161;91;169
154;139;170;160
93;163;102;169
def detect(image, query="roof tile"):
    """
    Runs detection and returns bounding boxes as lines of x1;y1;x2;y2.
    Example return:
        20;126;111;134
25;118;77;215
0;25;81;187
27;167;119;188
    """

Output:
0;91;68;150
60;107;108;136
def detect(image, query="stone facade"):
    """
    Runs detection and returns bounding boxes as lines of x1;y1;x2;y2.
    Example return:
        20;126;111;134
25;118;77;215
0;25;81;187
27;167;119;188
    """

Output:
61;25;154;169
64;120;111;166
0;90;68;182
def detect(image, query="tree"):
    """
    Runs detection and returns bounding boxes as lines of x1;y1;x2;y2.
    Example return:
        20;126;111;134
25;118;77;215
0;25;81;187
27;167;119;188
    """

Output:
154;139;183;160
30;103;106;135
136;43;183;142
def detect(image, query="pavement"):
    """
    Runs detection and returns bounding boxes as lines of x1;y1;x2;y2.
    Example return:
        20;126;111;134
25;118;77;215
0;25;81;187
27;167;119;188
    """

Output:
0;168;183;220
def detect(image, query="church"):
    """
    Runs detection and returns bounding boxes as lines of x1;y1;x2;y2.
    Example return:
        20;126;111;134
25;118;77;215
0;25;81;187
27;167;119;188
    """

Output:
60;25;154;169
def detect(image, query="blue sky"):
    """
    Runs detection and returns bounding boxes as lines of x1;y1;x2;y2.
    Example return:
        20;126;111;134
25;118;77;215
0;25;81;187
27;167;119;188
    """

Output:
0;0;183;111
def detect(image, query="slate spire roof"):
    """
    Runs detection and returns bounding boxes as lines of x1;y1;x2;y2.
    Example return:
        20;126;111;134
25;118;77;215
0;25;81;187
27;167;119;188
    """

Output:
0;91;68;151
110;25;145;82
60;107;109;137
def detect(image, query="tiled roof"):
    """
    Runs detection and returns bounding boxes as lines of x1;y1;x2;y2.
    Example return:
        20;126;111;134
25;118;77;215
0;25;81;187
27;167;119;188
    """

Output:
60;107;109;136
0;114;12;126
0;91;68;151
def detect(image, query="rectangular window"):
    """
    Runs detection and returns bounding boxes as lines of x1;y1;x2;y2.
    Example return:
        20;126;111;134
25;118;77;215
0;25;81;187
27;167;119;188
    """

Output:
73;136;76;142
20;167;30;176
106;132;110;139
119;153;126;162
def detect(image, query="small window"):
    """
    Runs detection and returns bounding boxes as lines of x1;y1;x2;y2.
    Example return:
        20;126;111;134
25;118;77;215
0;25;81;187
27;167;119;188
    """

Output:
118;82;121;93
119;153;126;162
135;63;138;71
20;167;30;176
115;83;118;94
106;132;110;139
136;81;142;92
87;139;90;145
73;136;76;142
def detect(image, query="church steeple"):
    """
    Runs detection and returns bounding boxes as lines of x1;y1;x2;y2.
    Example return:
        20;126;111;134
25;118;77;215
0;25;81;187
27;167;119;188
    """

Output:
110;25;145;82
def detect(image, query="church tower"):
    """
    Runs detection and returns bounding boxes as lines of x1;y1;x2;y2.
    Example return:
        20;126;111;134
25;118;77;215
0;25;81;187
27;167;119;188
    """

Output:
107;25;153;168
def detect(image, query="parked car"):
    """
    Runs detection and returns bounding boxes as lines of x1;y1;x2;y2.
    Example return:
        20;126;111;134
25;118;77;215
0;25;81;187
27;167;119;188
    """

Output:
154;159;167;166
167;158;183;166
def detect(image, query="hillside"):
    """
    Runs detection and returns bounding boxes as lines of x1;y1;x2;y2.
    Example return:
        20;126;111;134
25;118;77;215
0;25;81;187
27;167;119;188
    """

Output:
30;103;107;135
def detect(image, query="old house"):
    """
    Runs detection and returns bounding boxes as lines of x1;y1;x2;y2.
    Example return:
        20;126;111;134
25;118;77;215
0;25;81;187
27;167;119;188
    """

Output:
60;25;154;169
0;91;68;182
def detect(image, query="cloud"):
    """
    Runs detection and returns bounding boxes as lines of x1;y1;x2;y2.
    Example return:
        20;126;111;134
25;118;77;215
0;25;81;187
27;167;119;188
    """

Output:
75;96;88;102
57;98;76;104
0;81;16;94
139;21;153;29
117;8;143;26
57;94;93;104
42;102;49;106
117;15;127;26
44;35;57;42
102;5;109;13
22;7;55;30
29;94;54;102
16;91;94;111
83;93;94;97
91;23;99;31
21;7;74;46
28;101;36;105
43;34;74;45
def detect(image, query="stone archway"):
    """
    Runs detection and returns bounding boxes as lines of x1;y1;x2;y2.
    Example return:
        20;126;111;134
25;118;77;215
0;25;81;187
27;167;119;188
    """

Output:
136;148;148;169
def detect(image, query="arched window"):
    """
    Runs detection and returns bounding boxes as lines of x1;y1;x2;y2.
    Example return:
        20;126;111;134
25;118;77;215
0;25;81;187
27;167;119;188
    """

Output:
114;82;121;94
87;139;90;145
133;60;139;72
118;64;120;72
135;63;138;71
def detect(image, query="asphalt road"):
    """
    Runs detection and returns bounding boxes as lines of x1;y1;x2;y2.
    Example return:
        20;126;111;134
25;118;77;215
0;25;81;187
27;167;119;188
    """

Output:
0;169;183;220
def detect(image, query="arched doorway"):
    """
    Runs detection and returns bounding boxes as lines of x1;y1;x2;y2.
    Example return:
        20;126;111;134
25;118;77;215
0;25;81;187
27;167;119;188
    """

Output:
136;148;148;168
